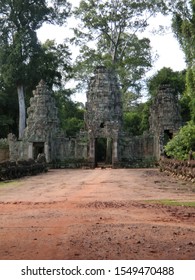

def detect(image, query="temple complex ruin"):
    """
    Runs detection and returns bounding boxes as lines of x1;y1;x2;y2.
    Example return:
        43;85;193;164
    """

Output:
6;66;182;168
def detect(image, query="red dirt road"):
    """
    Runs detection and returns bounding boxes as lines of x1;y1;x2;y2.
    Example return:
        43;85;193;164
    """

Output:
0;168;195;260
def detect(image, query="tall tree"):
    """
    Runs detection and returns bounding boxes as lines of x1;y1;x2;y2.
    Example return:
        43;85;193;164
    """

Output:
0;38;72;138
171;0;195;122
0;0;71;138
71;0;168;96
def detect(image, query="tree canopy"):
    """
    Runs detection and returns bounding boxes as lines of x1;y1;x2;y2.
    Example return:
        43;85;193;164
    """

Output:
71;0;169;95
147;67;186;98
171;0;195;122
0;0;71;138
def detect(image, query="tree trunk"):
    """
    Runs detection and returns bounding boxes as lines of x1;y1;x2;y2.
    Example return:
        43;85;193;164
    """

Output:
17;84;26;139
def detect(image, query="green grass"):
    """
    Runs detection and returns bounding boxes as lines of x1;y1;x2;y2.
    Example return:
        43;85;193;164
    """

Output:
0;181;20;188
145;199;195;207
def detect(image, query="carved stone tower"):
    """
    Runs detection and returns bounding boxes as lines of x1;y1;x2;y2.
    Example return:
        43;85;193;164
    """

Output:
149;84;182;158
23;80;60;162
85;66;122;167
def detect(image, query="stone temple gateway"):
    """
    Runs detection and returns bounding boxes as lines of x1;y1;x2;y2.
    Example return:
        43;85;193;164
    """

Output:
8;66;182;167
85;66;123;167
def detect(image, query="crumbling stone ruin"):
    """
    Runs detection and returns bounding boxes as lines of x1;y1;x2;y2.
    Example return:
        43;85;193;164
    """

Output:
149;84;182;158
4;67;183;168
8;80;88;165
23;79;61;162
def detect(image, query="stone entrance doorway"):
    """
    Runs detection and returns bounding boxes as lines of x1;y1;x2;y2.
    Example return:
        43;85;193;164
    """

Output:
95;138;112;167
164;130;173;145
33;142;44;159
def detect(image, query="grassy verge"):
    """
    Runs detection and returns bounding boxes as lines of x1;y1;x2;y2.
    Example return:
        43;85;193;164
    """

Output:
145;199;195;207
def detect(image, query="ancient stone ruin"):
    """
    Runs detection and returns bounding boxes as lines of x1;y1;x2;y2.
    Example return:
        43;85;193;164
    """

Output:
6;66;182;168
8;80;88;165
149;84;182;158
85;66;123;167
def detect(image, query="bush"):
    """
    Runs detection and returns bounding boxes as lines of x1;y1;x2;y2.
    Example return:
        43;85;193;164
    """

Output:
165;121;195;160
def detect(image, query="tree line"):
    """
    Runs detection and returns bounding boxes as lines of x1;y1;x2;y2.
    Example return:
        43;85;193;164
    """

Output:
0;0;195;159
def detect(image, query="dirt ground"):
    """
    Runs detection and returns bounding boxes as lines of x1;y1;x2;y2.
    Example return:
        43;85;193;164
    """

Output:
0;168;195;260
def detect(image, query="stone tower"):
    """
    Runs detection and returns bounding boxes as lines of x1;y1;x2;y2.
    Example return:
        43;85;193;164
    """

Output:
85;66;122;167
149;84;182;158
23;80;60;162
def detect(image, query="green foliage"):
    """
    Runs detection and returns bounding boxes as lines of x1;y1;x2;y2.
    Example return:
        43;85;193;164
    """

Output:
123;111;142;136
0;81;19;137
165;121;195;160
54;90;85;136
171;1;195;122
0;0;72;137
179;94;191;123
146;200;195;207
123;101;150;135
147;67;190;124
186;67;195;122
34;40;72;89
62;117;84;137
147;67;186;98
140;101;151;132
0;0;71;88
0;0;70;136
171;0;195;64
0;139;9;148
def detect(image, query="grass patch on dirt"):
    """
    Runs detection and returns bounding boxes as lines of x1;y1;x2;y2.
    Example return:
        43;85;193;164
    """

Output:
0;181;20;188
145;199;195;207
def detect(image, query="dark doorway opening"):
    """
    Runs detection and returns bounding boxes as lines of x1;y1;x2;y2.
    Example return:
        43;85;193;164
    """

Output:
33;142;44;159
95;138;112;167
164;130;173;146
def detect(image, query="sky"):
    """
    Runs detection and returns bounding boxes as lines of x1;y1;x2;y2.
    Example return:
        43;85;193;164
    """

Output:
37;2;186;103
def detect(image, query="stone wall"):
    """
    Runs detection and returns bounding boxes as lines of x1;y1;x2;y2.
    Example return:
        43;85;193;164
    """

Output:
0;139;9;162
8;132;88;164
119;133;157;167
159;157;195;183
0;148;9;162
0;159;47;181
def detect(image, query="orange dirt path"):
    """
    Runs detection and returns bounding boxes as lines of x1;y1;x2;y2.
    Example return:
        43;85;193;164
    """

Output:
0;168;195;260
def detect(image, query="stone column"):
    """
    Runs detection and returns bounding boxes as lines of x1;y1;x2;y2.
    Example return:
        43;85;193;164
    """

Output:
106;138;112;164
112;138;118;167
88;138;95;168
28;143;33;159
44;142;50;163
